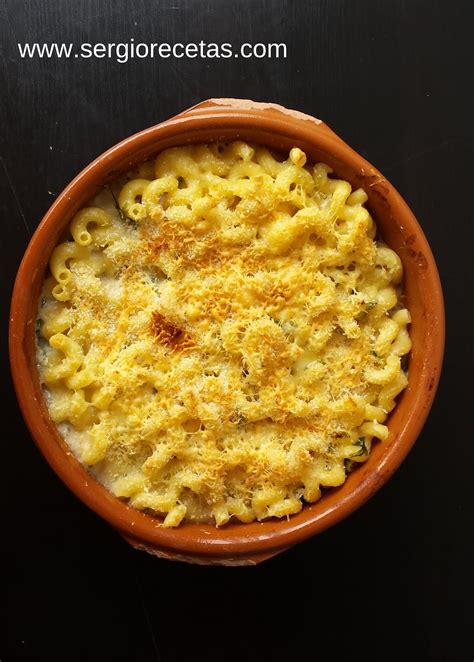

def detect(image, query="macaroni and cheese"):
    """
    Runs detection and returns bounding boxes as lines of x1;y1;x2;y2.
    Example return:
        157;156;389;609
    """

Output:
36;142;411;527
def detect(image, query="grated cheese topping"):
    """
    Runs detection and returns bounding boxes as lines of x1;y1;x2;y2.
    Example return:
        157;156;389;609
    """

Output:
37;143;411;527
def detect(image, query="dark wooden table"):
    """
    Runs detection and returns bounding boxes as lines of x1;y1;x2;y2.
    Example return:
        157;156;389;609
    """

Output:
2;1;473;660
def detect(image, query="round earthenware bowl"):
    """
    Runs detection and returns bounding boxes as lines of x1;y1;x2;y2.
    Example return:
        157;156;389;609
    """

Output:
9;99;444;565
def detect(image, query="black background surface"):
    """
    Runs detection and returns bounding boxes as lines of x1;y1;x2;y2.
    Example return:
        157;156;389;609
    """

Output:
1;1;473;660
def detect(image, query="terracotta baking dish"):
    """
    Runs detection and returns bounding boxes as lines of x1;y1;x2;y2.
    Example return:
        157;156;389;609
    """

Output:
9;99;444;565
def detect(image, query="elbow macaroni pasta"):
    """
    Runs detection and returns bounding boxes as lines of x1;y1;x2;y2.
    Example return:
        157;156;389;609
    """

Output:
36;142;411;527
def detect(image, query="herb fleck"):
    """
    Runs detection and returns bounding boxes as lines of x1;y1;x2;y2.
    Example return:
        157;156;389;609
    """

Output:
352;436;368;457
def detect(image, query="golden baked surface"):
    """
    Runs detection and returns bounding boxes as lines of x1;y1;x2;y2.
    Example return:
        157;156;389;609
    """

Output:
37;142;411;527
